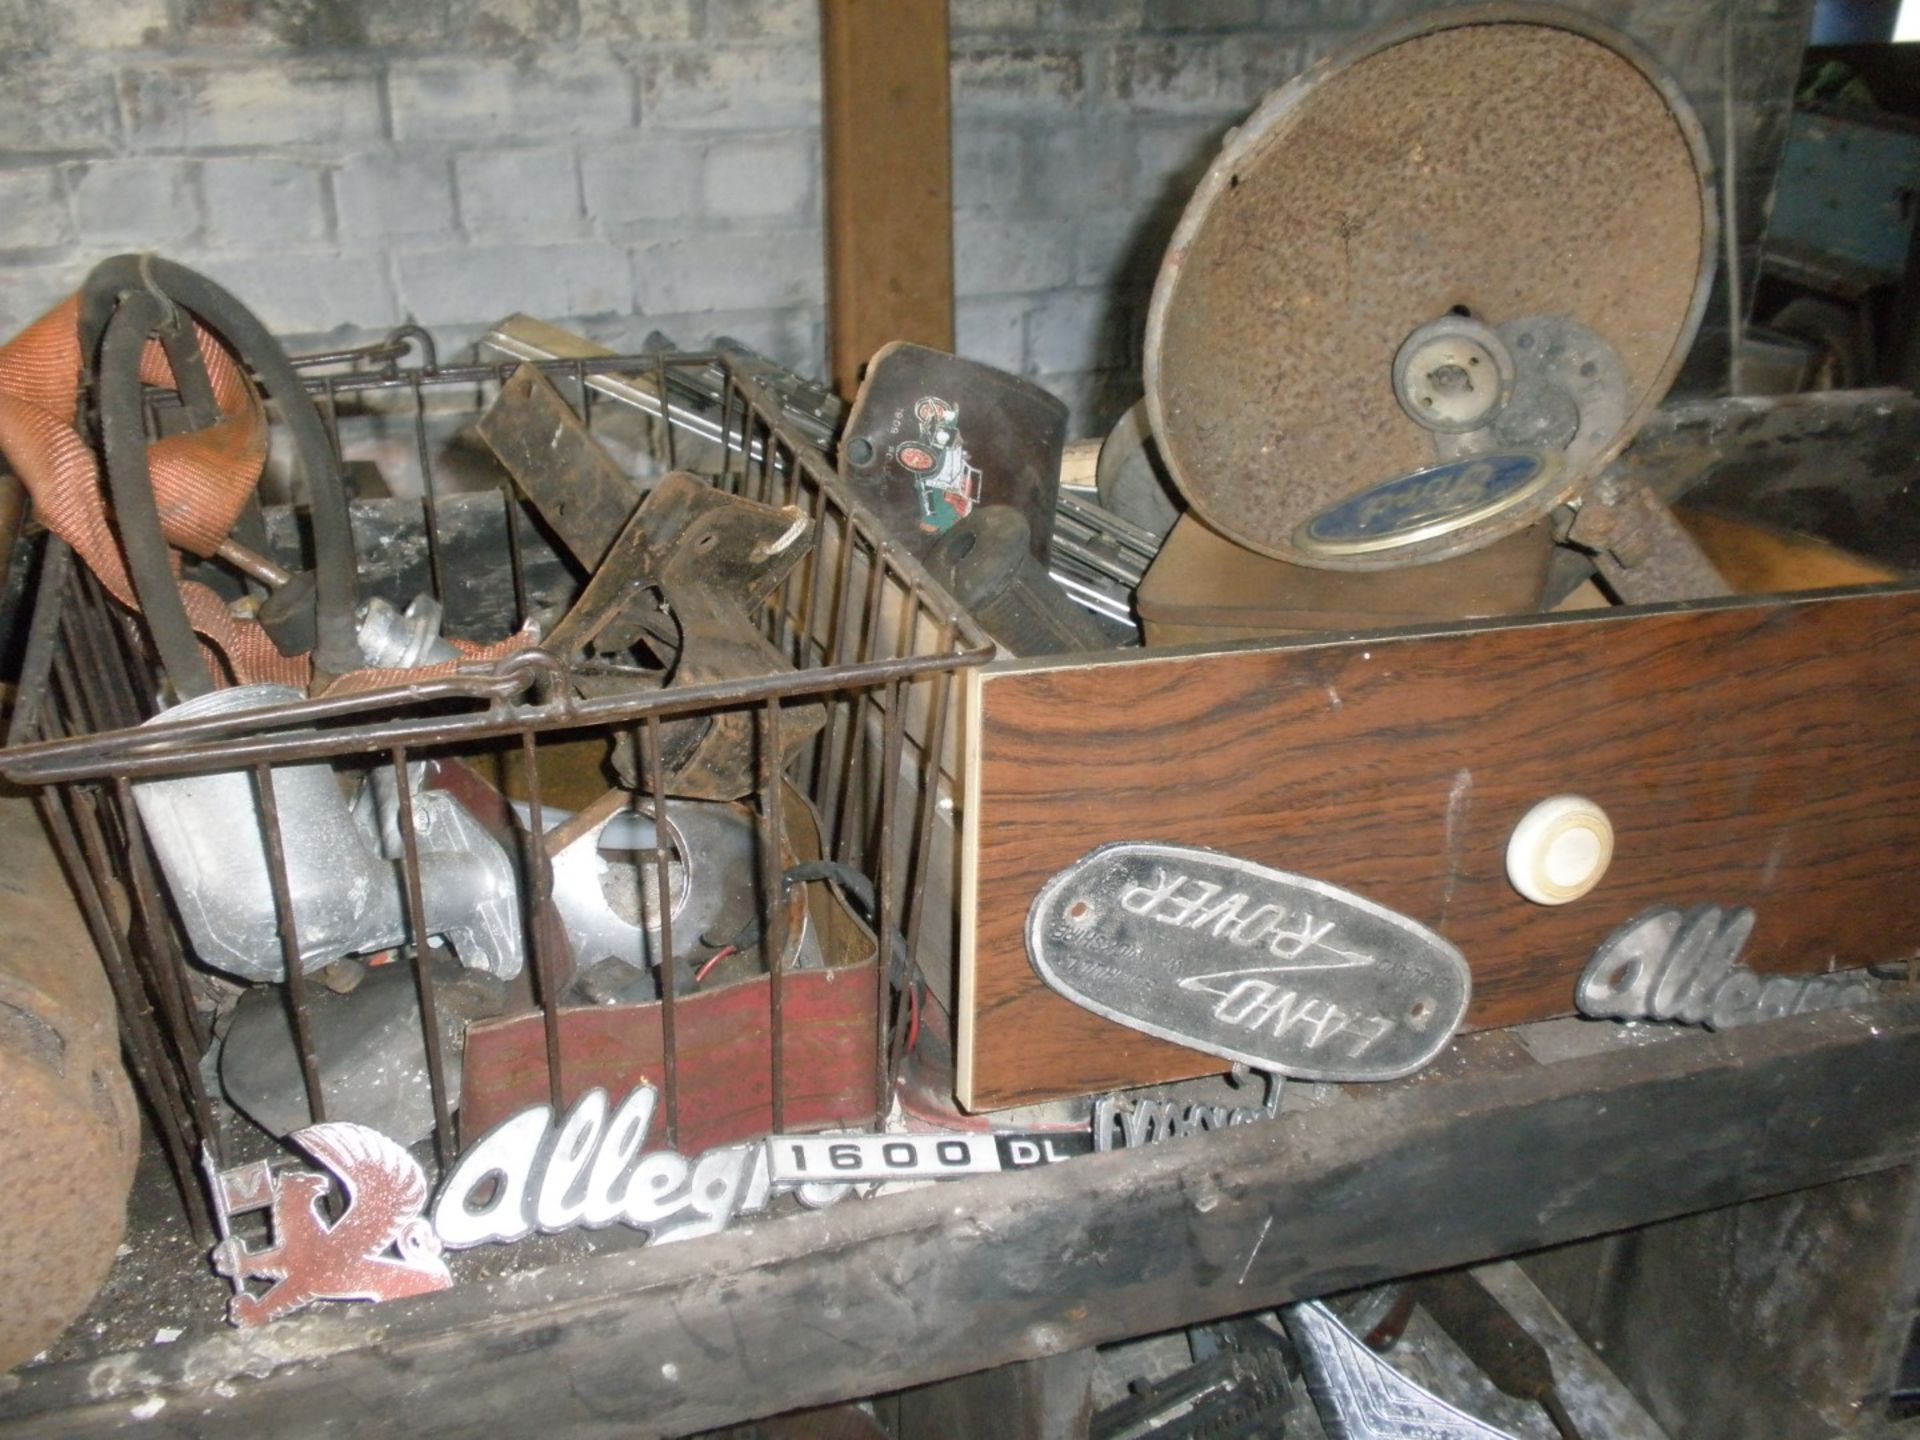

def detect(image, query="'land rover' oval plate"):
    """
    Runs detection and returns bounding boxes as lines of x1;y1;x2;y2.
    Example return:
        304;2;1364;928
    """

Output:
1025;843;1471;1082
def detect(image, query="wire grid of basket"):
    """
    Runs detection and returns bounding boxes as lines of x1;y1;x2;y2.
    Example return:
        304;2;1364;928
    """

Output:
0;340;991;1241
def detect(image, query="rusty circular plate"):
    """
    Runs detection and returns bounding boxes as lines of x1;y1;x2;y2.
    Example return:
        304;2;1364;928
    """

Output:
1142;4;1716;570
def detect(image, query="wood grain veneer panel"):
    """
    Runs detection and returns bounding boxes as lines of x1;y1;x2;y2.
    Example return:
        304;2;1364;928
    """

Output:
958;585;1920;1110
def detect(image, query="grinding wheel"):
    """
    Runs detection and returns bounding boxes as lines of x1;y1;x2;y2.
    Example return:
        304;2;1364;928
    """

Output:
0;797;139;1369
1143;3;1715;570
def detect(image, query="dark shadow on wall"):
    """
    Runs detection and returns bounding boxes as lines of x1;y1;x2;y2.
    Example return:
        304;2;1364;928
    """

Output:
1084;120;1234;443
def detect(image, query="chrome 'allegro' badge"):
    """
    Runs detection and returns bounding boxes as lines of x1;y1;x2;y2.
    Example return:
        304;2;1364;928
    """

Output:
1025;843;1471;1080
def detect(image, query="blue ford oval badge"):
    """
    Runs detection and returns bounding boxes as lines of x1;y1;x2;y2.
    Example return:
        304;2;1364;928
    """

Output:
1296;451;1558;557
1025;843;1471;1081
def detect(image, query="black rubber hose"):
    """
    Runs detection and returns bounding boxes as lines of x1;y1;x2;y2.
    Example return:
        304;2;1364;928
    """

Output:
96;290;217;698
154;309;218;428
78;256;362;677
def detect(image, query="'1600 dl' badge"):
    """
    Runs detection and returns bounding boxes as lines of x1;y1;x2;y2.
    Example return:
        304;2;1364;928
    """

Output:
1026;843;1471;1081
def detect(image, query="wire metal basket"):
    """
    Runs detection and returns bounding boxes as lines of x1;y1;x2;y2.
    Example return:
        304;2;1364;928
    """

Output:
0;338;991;1242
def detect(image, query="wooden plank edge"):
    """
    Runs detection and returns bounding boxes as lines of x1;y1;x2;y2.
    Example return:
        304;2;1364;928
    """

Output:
970;579;1920;683
955;666;986;1110
10;1000;1920;1438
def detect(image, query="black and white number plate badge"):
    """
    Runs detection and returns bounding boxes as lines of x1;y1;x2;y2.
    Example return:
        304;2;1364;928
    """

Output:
1026;842;1471;1081
771;1130;1092;1185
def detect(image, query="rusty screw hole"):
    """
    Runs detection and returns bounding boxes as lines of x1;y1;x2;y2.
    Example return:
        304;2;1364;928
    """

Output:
696;531;718;552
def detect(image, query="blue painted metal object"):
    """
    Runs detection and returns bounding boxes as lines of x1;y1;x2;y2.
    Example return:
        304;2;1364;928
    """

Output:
1768;107;1920;294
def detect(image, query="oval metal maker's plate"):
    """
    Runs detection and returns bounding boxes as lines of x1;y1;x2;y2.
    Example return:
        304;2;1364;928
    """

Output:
1025;843;1470;1082
1296;450;1557;559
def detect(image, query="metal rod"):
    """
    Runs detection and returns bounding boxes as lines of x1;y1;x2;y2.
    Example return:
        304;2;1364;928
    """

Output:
503;487;531;634
114;778;219;1105
902;623;957;977
875;679;906;1125
519;728;565;1111
412;374;447;610
391;748;455;1168
50;629;105;739
4;539;73;748
1054;490;1163;561
7;646;993;785
252;761;328;1125
1050;570;1136;626
754;412;775;507
69;572;146;731
215;538;294;589
47;787;215;1241
759;698;786;1134
644;718;679;1150
118;806;212;1051
795;477;833;670
811;508;863;837
658;356;677;471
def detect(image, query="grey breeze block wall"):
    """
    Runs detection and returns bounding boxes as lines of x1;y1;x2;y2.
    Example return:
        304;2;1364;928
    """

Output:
0;0;1811;439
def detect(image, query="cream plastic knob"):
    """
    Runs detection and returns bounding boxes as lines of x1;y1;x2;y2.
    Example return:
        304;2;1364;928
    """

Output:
1506;795;1614;904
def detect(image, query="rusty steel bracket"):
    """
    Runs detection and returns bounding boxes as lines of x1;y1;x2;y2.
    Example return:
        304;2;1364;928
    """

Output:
478;364;642;573
1562;479;1730;605
478;366;824;800
578;474;824;799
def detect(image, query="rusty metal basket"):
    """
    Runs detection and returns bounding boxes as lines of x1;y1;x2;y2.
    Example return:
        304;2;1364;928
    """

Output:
0;337;991;1241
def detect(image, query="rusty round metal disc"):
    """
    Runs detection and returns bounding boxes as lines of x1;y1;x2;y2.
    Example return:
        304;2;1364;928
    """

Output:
1143;4;1716;570
0;798;139;1370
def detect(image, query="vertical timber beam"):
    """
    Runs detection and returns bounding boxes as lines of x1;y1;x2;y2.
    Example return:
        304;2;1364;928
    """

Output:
821;0;955;400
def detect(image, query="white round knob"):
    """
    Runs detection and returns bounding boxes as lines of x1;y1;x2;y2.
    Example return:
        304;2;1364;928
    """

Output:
1506;795;1614;905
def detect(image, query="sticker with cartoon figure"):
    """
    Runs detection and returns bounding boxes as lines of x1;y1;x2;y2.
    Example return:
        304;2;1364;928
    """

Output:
892;395;983;535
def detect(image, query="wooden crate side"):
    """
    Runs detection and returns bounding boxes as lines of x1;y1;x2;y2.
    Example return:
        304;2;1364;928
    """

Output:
959;585;1920;1110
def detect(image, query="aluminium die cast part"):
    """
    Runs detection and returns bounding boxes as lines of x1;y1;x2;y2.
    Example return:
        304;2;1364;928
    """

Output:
1576;903;1877;1031
356;594;458;669
529;792;821;991
132;684;523;983
1287;1300;1522;1440
220;953;505;1143
1026;842;1470;1081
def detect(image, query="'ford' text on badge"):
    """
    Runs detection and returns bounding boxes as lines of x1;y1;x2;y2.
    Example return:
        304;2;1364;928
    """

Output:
1025;843;1471;1081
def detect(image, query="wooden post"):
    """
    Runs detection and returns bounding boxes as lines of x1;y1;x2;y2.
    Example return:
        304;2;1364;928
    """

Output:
820;0;955;400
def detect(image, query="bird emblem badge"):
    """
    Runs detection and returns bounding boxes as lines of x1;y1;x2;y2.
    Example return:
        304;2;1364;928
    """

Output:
208;1123;452;1327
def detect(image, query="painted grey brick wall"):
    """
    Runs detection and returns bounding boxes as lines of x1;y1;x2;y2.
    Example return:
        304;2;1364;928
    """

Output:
949;0;1816;436
0;0;825;374
0;0;1809;440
